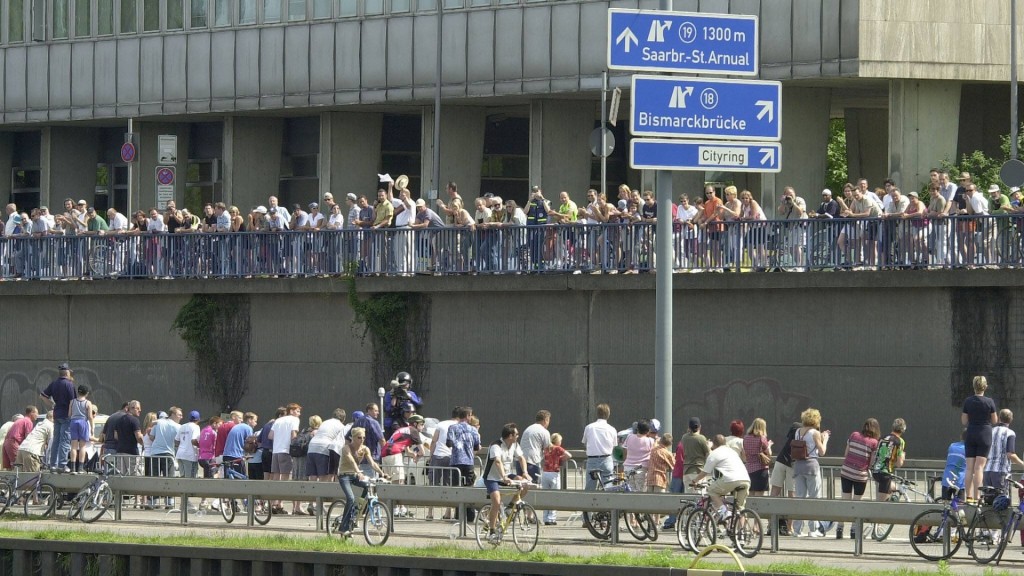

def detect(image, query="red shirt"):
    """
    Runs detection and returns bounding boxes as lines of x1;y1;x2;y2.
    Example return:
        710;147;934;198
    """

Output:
4;417;34;450
215;421;235;457
671;440;685;478
543;445;568;472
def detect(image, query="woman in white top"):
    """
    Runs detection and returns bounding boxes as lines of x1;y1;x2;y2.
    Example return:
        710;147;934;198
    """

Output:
674;195;699;269
738;190;767;270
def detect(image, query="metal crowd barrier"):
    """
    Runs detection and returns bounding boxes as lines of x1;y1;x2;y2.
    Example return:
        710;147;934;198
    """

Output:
1;215;1021;280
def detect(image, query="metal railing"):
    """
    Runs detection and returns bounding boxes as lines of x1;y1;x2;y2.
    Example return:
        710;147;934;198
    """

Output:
2;214;1022;279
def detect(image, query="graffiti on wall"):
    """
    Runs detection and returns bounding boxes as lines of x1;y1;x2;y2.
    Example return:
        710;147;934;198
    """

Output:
0;367;124;420
679;377;812;440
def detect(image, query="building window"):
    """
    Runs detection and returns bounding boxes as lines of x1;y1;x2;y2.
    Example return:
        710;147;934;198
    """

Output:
213;0;230;25
74;0;90;37
53;0;70;39
97;0;112;34
142;0;158;31
444;0;463;8
9;0;25;42
416;0;435;11
287;0;304;21
190;0;207;27
471;0;491;6
167;0;183;29
263;0;280;23
365;0;384;15
312;0;331;19
238;0;255;24
120;0;136;32
392;0;410;12
338;0;356;16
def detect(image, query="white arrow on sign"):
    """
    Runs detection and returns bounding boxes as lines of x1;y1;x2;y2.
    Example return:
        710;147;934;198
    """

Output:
759;148;776;166
755;100;774;122
669;86;694;109
616;27;639;53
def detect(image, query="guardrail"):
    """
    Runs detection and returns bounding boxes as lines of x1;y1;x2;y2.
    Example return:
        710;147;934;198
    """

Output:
1;214;1021;279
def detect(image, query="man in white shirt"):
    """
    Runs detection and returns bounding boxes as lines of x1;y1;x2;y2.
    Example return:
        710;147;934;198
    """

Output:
268;196;289;226
519;410;551;483
582;403;617;490
693;434;751;515
175;410;201;479
484;423;529;539
393;188;416;274
16;412;53;472
268;403;301;513
307;408;346;482
106;208;129;232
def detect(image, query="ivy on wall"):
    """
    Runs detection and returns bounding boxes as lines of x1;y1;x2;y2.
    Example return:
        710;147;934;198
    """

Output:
171;294;252;412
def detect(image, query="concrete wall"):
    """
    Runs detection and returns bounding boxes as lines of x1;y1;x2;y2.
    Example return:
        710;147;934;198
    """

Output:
42;127;100;207
530;100;594;197
888;80;961;192
2;272;1022;459
222;117;283;209
321;111;383;200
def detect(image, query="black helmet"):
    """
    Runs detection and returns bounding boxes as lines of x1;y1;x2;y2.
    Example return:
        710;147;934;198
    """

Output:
396;371;413;385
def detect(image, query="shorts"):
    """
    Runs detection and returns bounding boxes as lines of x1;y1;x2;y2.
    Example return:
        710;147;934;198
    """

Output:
271;452;293;475
709;478;750;509
484;474;517;495
69;419;90;442
769;462;795;493
964;426;993;458
429;455;453;485
749;468;770;492
873;472;894;494
14;450;41;472
306;452;333;477
382;453;405;481
840;476;867;496
983;470;1008;491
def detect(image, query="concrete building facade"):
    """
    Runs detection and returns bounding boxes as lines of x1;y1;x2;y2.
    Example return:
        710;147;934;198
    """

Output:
3;0;1016;216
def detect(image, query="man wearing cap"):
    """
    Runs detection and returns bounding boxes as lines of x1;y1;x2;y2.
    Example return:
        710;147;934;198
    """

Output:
175;410;202;479
582;403;617;490
957;183;988;267
267;196;289;227
40;363;77;472
322;192;336;215
148;408;182;507
681;417;710;493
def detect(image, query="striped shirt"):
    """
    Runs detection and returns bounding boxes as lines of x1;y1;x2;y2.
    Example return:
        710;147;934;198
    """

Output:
984;425;1017;475
840;431;879;483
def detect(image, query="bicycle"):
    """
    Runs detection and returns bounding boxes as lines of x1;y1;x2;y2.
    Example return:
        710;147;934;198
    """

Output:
66;455;122;523
327;477;392;546
965;478;1023;564
908;493;971;561
673;484;708;552
214;457;272;525
582;469;658;542
871;474;934;541
473;479;540;552
0;463;58;518
683;481;763;558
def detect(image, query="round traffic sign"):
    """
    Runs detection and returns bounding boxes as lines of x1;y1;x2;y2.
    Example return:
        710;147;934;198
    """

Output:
1000;159;1024;188
156;167;175;186
589;127;615;158
120;142;136;163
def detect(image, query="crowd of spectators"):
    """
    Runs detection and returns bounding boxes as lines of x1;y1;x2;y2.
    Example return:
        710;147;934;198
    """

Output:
1;169;1023;278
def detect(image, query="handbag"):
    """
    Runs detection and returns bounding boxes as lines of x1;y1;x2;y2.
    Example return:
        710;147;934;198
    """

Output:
758;452;772;466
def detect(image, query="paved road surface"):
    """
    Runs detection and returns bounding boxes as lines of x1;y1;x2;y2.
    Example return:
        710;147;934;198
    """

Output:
3;505;1022;574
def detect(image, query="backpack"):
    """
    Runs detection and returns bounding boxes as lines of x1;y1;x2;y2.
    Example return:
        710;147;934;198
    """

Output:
289;428;313;457
243;434;260;454
481;440;503;481
870;435;897;474
790;429;810;461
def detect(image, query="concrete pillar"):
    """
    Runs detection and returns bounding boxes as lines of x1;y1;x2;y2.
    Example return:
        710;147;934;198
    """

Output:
223;117;283;210
889;79;961;192
845;108;889;189
320;111;383;199
131;122;192;212
773;86;832;217
0;133;14;204
41;127;101;208
529;100;593;197
421;106;486;199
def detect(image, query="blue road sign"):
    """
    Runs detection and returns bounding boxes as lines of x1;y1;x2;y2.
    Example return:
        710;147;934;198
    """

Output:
607;9;758;75
630;75;781;141
630;139;781;173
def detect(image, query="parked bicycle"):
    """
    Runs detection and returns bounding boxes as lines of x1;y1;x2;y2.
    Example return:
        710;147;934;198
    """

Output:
871;474;934;541
582;469;658;542
471;479;540;552
673;484;708;552
964;478;1024;565
66;455;122;523
908;493;972;561
0;463;58;518
215;457;272;525
684;481;763;558
327;477;392;546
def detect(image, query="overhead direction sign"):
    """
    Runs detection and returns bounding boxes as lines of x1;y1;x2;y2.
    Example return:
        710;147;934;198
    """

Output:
608;9;758;75
630;139;781;173
630;75;781;141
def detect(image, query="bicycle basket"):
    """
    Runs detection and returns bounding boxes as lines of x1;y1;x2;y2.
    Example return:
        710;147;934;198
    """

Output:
605;483;629;493
993;495;1011;512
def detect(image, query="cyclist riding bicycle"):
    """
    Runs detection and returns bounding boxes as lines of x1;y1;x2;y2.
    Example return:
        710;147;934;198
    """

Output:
483;423;530;539
692;434;751;520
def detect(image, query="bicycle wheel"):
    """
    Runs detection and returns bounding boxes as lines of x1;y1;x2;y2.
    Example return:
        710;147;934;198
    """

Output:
219;498;236;523
625;512;650;541
474;504;498;549
81;483;113;524
326;500;347;536
66;491;86;521
511;503;540;552
871;492;906;541
637;513;658;542
23;483;56;518
0;480;13;516
732;509;763;558
583;511;612;541
363;500;391;546
909;509;962;561
675;504;695;551
252;498;272;526
686;508;717;550
967;507;1008;564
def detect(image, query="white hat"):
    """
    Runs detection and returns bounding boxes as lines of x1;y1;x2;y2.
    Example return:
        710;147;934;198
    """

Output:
988;184;1002;194
346;193;358;201
255;206;268;214
415;199;426;207
821;189;832;196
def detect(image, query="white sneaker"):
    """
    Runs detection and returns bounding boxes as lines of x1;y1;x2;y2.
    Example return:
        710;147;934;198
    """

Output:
809;530;824;538
795;532;807;538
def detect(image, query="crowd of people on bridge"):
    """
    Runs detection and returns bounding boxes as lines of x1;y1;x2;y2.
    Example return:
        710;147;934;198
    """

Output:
3;168;1024;279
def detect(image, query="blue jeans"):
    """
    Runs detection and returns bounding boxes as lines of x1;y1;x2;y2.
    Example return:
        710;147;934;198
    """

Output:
584;456;613;491
49;417;71;469
662;476;685;527
338;474;369;533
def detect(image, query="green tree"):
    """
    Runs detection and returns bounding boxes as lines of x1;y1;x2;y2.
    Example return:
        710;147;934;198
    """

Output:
825;118;848;194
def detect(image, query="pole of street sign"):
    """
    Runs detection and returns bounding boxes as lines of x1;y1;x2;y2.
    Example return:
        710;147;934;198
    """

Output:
127;118;134;219
654;0;673;440
602;71;608;197
432;2;443;199
1013;0;1019;160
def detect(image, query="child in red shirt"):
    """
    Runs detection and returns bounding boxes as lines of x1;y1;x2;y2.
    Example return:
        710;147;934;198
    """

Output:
541;433;570;525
